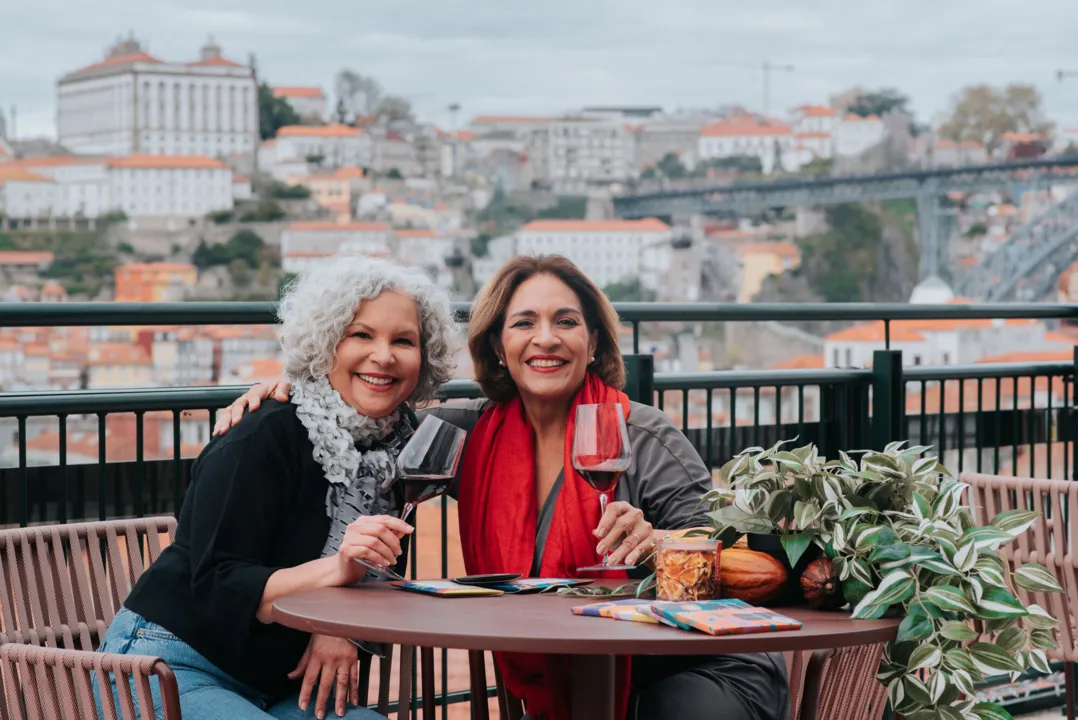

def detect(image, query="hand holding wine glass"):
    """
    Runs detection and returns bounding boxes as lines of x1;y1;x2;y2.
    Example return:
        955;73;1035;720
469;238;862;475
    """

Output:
353;415;466;582
573;403;634;572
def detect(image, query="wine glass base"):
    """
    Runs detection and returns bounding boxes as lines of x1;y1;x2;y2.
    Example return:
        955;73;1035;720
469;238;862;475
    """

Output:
353;558;406;582
577;563;636;572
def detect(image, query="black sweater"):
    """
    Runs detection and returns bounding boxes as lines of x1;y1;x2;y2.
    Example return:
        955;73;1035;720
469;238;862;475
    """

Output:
125;399;404;699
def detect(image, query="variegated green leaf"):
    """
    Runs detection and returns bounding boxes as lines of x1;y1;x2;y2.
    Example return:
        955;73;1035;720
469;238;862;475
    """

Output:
924;585;977;614
1029;628;1057;650
976;587;1027;620
936;705;964;720
969;642;1024;674
971;702;1015;720
928;668;946;704
1013;562;1063;593
902;674;934;706
907;644;942;671
951;668;976;698
1028;648;1051;674
1023;604;1060;630
995;628;1027;654
973;556;1007;588
920;559;962;576
939;621;979;643
953;541;979;572
943;648;981;676
961;527;1013;551
989;510;1039;538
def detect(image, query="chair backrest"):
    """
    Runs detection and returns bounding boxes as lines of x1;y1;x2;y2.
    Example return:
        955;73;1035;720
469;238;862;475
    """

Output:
0;517;177;651
812;643;888;720
960;472;1078;662
0;642;181;720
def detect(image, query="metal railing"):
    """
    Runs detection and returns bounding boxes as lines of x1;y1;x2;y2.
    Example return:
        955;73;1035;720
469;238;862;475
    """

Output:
2;301;1077;714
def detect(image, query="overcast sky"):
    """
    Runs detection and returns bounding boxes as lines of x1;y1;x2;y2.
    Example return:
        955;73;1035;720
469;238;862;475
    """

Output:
4;0;1078;138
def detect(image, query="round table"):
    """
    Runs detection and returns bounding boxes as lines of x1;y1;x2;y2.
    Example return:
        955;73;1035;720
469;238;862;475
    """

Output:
274;583;900;720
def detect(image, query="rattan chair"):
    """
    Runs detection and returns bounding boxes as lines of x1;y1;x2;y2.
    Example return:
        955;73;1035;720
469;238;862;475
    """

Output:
961;472;1078;720
0;517;425;720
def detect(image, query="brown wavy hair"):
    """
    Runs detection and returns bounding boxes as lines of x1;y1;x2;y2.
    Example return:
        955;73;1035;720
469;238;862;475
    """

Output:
468;255;625;403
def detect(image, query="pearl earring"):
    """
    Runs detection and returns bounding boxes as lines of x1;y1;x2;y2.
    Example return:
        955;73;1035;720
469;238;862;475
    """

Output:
590;356;596;363
498;359;506;366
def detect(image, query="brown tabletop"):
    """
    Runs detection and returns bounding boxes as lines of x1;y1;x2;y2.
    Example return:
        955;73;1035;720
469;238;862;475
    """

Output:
273;582;900;720
272;582;899;655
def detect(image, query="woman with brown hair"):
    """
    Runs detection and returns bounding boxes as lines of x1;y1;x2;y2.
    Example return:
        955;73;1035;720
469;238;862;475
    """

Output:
215;255;788;720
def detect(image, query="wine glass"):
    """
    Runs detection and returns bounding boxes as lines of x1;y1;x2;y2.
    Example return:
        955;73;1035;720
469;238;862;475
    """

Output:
355;415;467;581
573;403;634;572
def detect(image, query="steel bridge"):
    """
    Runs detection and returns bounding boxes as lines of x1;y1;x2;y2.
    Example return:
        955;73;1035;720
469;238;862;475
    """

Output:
613;157;1078;279
956;190;1078;302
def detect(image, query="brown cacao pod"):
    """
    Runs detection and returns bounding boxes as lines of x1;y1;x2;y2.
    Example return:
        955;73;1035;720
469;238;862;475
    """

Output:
720;548;787;605
800;556;843;610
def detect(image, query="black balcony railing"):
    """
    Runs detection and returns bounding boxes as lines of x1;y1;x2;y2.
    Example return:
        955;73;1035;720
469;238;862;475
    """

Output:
1;301;1076;714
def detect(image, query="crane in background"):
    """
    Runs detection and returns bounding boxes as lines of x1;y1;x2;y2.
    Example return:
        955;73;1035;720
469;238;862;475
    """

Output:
702;60;795;116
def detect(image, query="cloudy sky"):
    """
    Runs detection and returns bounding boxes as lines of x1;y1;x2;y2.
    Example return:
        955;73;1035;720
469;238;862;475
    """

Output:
3;0;1078;138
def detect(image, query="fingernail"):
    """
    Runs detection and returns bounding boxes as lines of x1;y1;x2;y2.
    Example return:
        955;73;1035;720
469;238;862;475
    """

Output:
596;543;604;554
405;523;414;532
593;529;602;537
299;703;307;711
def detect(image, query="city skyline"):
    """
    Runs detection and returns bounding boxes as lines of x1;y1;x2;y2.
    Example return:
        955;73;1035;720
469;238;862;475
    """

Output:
4;0;1078;139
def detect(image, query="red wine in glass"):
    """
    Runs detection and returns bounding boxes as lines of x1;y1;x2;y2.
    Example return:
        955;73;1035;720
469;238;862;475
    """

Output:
354;416;466;581
573;403;634;572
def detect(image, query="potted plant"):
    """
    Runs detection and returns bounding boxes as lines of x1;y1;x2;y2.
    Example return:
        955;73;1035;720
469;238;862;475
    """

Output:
705;439;1063;720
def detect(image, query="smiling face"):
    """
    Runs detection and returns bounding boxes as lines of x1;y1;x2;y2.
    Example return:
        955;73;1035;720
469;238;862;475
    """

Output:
496;273;597;407
327;290;423;418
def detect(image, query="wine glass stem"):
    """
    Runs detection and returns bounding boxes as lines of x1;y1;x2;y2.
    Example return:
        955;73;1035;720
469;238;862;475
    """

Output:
598;493;610;566
400;503;416;522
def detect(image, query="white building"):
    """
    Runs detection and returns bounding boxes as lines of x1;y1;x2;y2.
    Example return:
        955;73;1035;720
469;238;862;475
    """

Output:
151;328;215;385
528;117;634;193
272;125;371;169
0;166;59;219
791;105;836;160
272;86;326;122
107;155;233;218
834;114;886;158
57;37;258;158
698;116;802;174
280;221;394;274
469;116;550;137
514;219;676;293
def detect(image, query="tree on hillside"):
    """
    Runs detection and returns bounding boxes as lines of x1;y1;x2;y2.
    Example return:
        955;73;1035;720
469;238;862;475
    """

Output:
939;83;1053;149
258;83;300;140
336;69;382;122
798;204;884;302
656;152;689;179
846;88;910;118
375;96;415;124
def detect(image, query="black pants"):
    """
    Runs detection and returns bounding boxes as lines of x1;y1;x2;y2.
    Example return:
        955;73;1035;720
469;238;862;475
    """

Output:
631;652;789;720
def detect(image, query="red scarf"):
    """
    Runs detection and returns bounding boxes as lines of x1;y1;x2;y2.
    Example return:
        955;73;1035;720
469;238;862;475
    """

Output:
458;373;632;720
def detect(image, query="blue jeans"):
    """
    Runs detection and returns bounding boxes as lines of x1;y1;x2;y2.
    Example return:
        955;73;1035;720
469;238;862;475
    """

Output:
94;607;385;720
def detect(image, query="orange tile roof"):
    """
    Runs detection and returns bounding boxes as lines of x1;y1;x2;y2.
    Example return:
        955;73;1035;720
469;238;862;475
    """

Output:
456;131;477;142
117;262;197;273
229;358;284;381
701;117;792;137
795;131;831;139
232;175;249;183
333;167;366;179
905;376;1066;414
187;56;244;68
396;229;444;239
733;241;801;259
1000;132;1043;143
286;221;391;232
471;115;549;125
843;113;880;122
0;167;52;184
273;86;325;99
1044;331;1078;345
24;344;49;357
519;218;670;233
108;155;226;170
797;105;836;117
42;281;65;294
768;354;824;370
827;322;926;343
8;156;108;168
0;251;54;265
70;52;162;76
277;124;362;138
975;350;1073;364
88;343;151;366
282;251;334;258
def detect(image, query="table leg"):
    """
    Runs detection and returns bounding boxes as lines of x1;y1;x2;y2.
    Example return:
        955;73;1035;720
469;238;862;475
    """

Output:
570;654;616;720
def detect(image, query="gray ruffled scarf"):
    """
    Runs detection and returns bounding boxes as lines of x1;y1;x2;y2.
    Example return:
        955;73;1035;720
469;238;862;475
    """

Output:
291;377;416;558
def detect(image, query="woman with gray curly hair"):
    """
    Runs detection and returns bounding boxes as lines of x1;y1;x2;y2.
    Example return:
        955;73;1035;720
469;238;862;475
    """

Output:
94;256;457;720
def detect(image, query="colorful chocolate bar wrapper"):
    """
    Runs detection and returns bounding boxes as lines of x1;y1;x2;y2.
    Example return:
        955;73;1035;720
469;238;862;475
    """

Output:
392;581;503;597
648;599;802;636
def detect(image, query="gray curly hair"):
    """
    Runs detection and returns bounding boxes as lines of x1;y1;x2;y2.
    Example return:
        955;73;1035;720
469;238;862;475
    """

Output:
278;255;458;403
